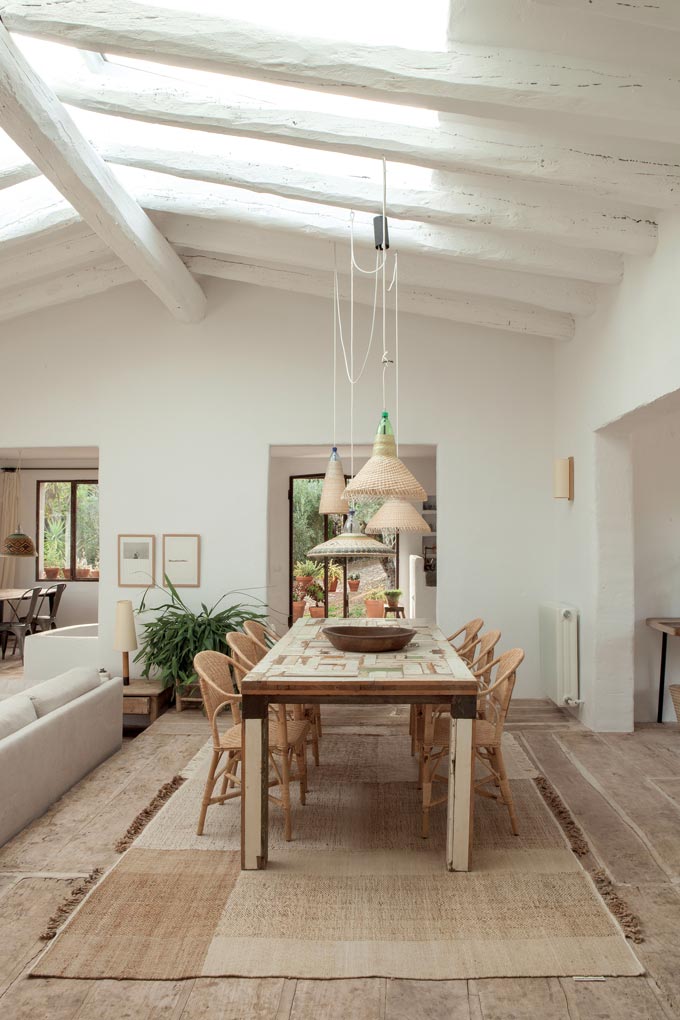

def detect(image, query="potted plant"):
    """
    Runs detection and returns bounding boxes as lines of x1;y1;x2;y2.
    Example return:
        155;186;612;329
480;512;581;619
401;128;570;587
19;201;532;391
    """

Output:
364;588;386;619
348;572;360;593
44;565;60;580
61;568;71;580
135;576;266;706
306;581;325;618
385;588;402;609
292;581;306;622
293;559;322;592
90;560;100;580
328;561;342;593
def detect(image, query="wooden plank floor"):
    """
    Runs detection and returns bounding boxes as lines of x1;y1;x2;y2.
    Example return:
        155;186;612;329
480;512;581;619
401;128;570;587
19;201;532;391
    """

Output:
0;667;678;1018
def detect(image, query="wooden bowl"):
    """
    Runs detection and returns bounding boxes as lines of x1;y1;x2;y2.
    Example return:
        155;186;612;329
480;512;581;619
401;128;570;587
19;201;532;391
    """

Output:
323;625;416;653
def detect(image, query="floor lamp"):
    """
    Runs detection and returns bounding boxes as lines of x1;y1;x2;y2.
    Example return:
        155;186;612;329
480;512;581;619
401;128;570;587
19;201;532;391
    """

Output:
114;600;137;687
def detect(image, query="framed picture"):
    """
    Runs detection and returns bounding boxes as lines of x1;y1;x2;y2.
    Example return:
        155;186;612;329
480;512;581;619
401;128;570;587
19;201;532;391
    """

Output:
118;535;155;588
163;534;201;588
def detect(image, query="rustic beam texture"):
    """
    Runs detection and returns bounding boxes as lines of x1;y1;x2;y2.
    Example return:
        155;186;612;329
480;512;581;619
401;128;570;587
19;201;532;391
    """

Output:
99;142;656;255
0;230;107;288
186;254;574;341
0;259;134;322
4;1;680;142
0;186;599;315
534;0;680;31
131;176;622;284
51;73;680;211
0;154;38;189
0;21;205;321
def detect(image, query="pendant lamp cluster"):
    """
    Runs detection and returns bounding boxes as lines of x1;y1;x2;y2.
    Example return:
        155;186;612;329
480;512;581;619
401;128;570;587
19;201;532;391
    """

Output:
311;161;429;559
1;451;37;558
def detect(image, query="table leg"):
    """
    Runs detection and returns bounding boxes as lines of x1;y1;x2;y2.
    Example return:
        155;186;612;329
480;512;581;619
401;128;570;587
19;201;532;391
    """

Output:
241;696;269;870
446;715;474;872
657;632;668;725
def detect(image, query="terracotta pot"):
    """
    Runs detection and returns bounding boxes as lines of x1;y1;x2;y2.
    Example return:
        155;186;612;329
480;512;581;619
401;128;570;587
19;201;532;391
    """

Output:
78;568;91;579
348;580;360;592
61;568;71;580
386;597;400;609
309;606;325;618
292;600;305;622
328;578;339;593
44;566;60;580
90;570;99;579
364;599;385;619
296;576;313;591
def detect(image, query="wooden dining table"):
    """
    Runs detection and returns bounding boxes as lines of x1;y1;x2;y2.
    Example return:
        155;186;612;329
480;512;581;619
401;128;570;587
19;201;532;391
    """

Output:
240;617;478;873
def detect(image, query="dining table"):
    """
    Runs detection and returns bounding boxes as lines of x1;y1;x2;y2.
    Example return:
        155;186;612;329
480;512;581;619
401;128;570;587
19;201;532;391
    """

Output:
240;617;478;873
0;587;54;622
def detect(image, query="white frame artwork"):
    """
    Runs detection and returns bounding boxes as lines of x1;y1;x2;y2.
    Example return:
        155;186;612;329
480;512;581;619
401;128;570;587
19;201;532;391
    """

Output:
118;535;155;588
163;533;201;588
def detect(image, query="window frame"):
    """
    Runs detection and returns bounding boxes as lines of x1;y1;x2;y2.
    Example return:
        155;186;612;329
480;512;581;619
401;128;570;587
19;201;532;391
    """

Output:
35;479;100;583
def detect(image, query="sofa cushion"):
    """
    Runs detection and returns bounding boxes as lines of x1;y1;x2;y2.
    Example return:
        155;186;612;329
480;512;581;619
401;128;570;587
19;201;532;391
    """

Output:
29;667;101;719
0;694;37;740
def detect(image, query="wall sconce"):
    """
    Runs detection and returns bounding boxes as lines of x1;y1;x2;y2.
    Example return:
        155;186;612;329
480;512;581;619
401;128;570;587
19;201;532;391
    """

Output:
553;457;574;501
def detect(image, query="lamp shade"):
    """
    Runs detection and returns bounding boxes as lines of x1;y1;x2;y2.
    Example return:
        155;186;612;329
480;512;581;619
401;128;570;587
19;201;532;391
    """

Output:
343;412;427;501
365;498;431;534
308;508;395;559
2;530;37;557
319;447;349;515
114;600;138;652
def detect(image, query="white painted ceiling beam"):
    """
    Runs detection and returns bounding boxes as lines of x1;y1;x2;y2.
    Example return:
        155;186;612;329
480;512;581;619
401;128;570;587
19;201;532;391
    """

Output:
0;258;134;322
99;142;655;256
52;73;680;210
0;229;107;288
186;254;573;341
0;21;205;321
0;154;37;189
533;0;680;31
4;1;680;143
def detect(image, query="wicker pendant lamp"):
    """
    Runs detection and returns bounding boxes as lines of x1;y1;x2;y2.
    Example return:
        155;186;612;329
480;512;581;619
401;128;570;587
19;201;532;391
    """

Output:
308;508;395;559
344;412;427;501
365;498;431;534
1;452;37;558
319;447;349;515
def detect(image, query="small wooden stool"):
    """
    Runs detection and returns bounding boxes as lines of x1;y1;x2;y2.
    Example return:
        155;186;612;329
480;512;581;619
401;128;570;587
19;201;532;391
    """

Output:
384;605;405;619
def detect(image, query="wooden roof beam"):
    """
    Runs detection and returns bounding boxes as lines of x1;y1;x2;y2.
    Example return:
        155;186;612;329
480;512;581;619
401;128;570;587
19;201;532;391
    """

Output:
0;20;205;321
4;0;680;142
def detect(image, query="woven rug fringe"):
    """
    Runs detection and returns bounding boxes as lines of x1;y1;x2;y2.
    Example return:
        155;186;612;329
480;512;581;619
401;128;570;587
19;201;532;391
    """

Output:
593;869;644;944
114;775;186;853
40;869;103;941
533;775;589;856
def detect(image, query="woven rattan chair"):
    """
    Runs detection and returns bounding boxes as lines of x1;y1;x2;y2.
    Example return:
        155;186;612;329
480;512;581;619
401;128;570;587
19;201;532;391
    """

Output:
244;619;282;652
228;630;321;766
418;648;525;838
447;617;484;663
194;650;310;841
0;588;41;661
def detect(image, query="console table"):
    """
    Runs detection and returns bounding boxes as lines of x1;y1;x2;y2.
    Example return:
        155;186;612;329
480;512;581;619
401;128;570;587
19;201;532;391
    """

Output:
123;679;172;727
646;618;680;723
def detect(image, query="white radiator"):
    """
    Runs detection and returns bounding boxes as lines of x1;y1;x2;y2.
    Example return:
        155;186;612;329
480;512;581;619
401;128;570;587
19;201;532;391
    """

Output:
539;603;580;706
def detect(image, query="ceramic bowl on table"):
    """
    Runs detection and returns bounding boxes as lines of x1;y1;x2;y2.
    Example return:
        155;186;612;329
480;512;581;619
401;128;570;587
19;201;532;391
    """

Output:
322;625;416;653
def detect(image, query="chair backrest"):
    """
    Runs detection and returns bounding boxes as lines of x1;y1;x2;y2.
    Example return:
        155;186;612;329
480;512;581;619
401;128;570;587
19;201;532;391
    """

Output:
226;631;263;671
478;648;525;743
243;619;279;654
471;629;501;688
194;651;243;739
449;617;484;661
36;582;67;623
6;588;40;626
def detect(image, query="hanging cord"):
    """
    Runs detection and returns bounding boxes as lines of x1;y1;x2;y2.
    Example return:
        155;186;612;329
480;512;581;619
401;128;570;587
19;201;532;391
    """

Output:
334;253;380;387
387;254;399;454
332;245;338;448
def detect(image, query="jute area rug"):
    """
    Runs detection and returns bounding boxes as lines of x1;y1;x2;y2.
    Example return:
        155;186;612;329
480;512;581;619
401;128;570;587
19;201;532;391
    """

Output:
33;730;642;981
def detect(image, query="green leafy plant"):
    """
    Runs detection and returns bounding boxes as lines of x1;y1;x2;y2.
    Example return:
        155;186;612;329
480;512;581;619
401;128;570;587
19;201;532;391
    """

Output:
293;559;323;579
328;561;343;582
306;581;325;606
43;516;66;568
348;572;360;581
384;589;402;598
364;588;386;601
134;576;266;691
292;582;307;603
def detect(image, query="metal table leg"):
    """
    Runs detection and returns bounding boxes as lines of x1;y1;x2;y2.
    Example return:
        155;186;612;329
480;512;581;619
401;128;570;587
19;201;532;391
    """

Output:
657;632;668;724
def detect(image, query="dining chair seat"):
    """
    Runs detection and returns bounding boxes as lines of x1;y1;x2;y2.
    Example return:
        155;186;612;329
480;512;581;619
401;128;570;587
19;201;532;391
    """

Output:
219;719;310;752
417;714;497;749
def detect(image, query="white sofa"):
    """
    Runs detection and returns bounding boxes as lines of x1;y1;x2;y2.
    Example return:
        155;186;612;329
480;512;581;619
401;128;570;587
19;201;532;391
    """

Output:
0;667;123;847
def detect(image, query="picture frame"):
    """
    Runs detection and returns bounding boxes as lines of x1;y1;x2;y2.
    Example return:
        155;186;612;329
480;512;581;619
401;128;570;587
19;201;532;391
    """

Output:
163;533;201;588
118;534;155;588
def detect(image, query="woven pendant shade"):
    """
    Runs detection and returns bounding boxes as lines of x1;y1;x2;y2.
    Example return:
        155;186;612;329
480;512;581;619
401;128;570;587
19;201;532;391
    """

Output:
319;447;349;515
365;499;431;534
308;509;395;560
2;530;37;557
344;433;427;501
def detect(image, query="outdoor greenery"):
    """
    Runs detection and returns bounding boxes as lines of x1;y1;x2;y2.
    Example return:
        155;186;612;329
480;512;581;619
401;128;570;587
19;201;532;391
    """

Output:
40;481;99;571
293;558;323;579
364;588;386;601
306;581;324;605
134;577;266;691
292;478;324;571
328;561;343;582
384;589;402;598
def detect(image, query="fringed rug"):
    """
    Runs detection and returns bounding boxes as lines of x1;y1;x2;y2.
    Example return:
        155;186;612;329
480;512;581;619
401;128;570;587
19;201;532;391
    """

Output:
32;731;642;981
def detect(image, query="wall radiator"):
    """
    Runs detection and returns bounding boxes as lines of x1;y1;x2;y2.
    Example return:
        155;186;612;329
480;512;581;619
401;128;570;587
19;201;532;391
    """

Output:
539;603;581;706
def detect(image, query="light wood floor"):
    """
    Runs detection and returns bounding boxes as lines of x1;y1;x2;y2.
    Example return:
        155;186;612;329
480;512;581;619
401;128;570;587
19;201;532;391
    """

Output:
0;657;679;1018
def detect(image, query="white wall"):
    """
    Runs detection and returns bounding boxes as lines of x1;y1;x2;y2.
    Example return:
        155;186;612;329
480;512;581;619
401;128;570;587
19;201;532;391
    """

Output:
555;212;680;730
632;406;680;722
0;276;554;696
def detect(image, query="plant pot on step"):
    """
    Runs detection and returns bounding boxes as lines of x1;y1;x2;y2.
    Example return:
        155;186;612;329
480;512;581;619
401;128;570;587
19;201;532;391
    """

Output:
292;600;305;622
296;576;313;592
348;580;360;592
309;606;325;618
328;578;339;593
364;599;385;619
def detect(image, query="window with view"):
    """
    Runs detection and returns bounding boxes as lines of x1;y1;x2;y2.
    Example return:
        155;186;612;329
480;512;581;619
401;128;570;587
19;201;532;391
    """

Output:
37;481;99;581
